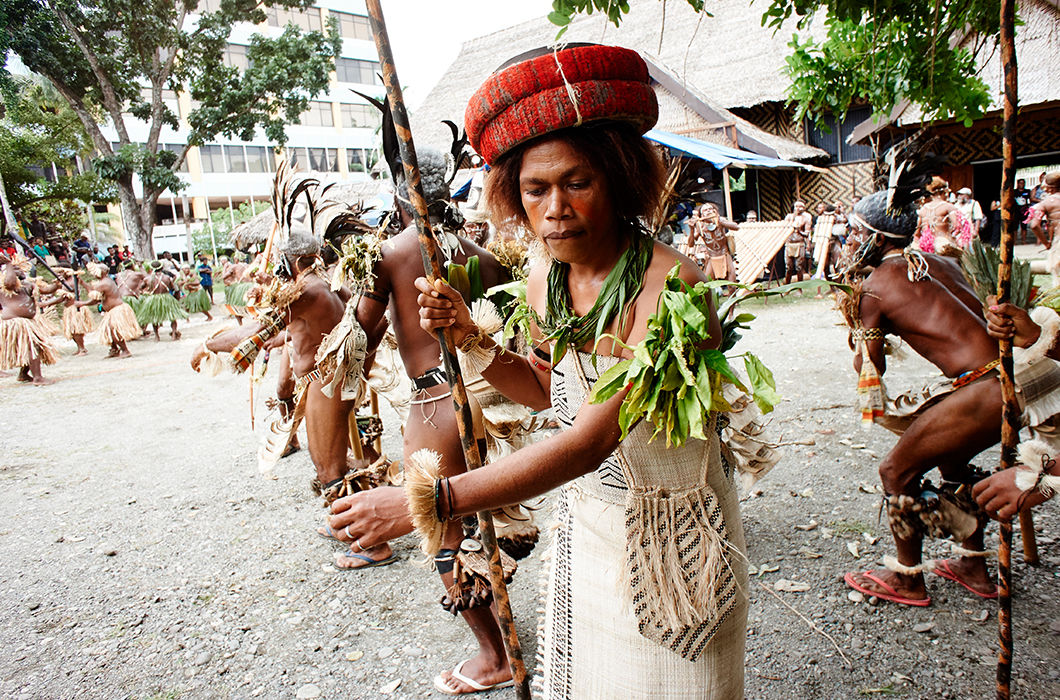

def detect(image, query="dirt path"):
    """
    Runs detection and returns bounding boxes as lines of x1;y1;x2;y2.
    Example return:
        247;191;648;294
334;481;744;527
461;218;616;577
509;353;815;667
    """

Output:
1;299;1057;699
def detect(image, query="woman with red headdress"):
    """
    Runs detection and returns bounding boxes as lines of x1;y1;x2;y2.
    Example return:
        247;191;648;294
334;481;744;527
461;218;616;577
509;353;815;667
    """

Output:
331;45;747;697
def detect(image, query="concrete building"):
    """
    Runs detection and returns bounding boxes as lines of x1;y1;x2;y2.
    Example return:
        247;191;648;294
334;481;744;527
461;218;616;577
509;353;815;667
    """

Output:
99;0;384;257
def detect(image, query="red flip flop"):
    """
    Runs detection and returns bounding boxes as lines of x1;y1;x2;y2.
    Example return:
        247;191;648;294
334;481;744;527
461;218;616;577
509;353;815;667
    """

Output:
932;559;999;599
844;571;932;607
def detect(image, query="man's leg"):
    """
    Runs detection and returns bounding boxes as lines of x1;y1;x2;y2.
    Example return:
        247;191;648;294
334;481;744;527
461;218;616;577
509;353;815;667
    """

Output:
152;324;160;341
784;256;795;285
28;355;53;386
405;386;511;692
73;333;87;355
848;380;1002;602
304;380;393;567
276;348;300;457
116;340;130;358
170;320;181;340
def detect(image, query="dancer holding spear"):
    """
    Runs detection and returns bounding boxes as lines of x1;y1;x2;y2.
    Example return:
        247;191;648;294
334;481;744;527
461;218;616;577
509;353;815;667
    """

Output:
330;41;752;697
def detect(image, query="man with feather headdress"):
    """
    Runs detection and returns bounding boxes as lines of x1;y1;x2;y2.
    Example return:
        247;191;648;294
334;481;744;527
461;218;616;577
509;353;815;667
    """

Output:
324;91;524;691
191;163;393;569
839;159;1060;608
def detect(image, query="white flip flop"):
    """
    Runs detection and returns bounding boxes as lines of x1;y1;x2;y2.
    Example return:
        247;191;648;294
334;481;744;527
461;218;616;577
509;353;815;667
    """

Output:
433;659;515;695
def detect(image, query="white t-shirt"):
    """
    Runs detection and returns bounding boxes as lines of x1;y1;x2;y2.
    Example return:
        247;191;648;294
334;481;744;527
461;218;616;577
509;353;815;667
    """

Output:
958;199;984;223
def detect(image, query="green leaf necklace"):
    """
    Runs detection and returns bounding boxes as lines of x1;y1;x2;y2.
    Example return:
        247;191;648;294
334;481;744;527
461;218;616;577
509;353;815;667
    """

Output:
535;228;654;363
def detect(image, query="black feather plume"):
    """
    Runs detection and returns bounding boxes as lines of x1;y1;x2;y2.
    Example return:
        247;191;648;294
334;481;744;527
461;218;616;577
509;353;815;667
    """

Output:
883;137;948;212
351;86;401;183
442;119;469;185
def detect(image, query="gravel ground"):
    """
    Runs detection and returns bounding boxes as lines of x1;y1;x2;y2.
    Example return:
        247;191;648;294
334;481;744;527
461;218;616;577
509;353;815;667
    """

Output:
1;297;1058;699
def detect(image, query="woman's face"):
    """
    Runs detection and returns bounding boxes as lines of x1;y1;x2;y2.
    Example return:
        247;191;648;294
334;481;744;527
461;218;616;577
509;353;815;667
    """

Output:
518;137;616;264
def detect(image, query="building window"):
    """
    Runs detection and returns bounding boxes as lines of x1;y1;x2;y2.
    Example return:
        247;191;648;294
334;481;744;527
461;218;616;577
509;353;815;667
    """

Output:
347;148;364;172
286;146;308;169
804;106;874;164
335;57;381;85
308;147;328;171
163;143;189;172
268;6;322;31
331;11;372;40
225;145;247;172
300;101;334;127
341;103;378;129
326;148;340;172
199;144;225;173
223;44;249;71
246;146;273;173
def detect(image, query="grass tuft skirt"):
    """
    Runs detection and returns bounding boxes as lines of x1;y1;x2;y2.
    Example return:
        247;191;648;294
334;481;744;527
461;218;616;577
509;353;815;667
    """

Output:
62;305;95;338
135;293;188;326
182;288;212;313
0;316;59;369
97;302;141;344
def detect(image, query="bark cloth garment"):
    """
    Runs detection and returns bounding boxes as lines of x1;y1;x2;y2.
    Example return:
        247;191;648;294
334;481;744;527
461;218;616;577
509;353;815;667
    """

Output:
534;351;747;699
0;316;59;369
95;302;141;345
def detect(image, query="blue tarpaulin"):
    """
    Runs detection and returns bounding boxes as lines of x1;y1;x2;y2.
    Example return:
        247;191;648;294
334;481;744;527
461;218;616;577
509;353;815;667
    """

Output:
644;129;810;170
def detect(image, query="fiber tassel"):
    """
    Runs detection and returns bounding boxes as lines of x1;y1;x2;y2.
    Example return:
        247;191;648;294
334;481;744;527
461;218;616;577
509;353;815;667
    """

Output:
883;554;934;575
403;449;446;556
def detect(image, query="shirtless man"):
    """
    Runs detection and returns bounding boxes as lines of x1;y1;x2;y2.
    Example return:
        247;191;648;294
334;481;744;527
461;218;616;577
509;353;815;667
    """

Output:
0;258;58;384
37;269;93;355
916;177;970;255
77;262;137;358
688;203;738;282
843;190;1018;606
221;257;251;324
116;265;147;298
329;147;513;693
192;233;389;565
1028;171;1060;248
141;266;184;341
783;200;812;284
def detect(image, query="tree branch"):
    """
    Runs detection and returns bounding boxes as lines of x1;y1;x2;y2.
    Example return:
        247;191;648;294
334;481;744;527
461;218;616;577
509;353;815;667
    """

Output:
49;3;131;144
46;78;114;156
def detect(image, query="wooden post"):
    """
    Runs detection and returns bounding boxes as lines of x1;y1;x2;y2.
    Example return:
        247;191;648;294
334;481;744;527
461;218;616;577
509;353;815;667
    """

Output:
994;0;1019;696
722;166;733;220
363;3;530;698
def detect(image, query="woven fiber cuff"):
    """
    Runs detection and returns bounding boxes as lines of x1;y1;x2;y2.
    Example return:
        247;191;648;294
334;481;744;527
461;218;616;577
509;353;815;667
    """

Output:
465;44;657;164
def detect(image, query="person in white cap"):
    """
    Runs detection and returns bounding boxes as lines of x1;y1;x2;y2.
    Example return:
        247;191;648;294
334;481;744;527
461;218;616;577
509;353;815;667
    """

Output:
956;187;984;238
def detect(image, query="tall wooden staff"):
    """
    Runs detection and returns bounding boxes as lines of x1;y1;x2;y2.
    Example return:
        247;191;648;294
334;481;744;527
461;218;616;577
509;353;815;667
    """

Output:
994;0;1019;696
363;2;530;697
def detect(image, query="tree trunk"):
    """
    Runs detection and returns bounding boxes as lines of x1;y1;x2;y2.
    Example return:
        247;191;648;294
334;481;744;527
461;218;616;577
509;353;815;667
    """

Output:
115;175;154;259
138;196;160;259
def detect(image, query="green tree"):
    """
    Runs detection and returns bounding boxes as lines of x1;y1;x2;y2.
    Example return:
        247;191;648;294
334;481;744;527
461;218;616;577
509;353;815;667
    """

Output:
1;0;341;258
0;74;116;216
547;0;999;128
194;199;269;255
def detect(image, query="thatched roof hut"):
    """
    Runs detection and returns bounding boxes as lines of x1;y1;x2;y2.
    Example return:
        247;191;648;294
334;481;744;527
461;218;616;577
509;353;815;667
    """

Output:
410;0;829;162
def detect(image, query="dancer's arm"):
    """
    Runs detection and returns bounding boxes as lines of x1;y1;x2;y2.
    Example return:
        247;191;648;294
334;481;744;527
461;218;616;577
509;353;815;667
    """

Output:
415;271;551;411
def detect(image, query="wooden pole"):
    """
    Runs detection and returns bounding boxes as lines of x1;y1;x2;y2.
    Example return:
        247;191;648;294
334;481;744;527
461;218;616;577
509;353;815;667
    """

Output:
722;166;734;220
995;0;1019;696
363;3;530;697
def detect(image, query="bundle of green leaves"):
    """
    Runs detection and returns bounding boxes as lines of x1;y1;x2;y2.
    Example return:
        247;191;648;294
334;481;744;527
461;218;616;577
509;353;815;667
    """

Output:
589;264;780;448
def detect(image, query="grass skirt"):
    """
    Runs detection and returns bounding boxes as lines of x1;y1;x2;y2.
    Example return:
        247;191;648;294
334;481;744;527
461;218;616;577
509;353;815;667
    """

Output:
35;310;61;336
97;302;141;344
182;288;212;313
224;281;252;308
0;316;59;369
62;305;95;338
135;293;188;326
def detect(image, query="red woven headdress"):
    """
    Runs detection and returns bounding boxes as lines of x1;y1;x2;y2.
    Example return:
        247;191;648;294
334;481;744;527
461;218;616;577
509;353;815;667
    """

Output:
465;44;658;165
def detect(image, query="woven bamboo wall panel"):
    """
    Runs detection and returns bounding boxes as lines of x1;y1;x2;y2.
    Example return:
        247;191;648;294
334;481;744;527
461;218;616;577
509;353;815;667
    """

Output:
933;117;1060;165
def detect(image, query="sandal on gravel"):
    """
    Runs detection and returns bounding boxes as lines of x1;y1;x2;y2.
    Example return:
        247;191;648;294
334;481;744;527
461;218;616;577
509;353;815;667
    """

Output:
844;571;931;607
334;551;398;570
317;525;339;541
932;559;999;599
433;660;514;696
